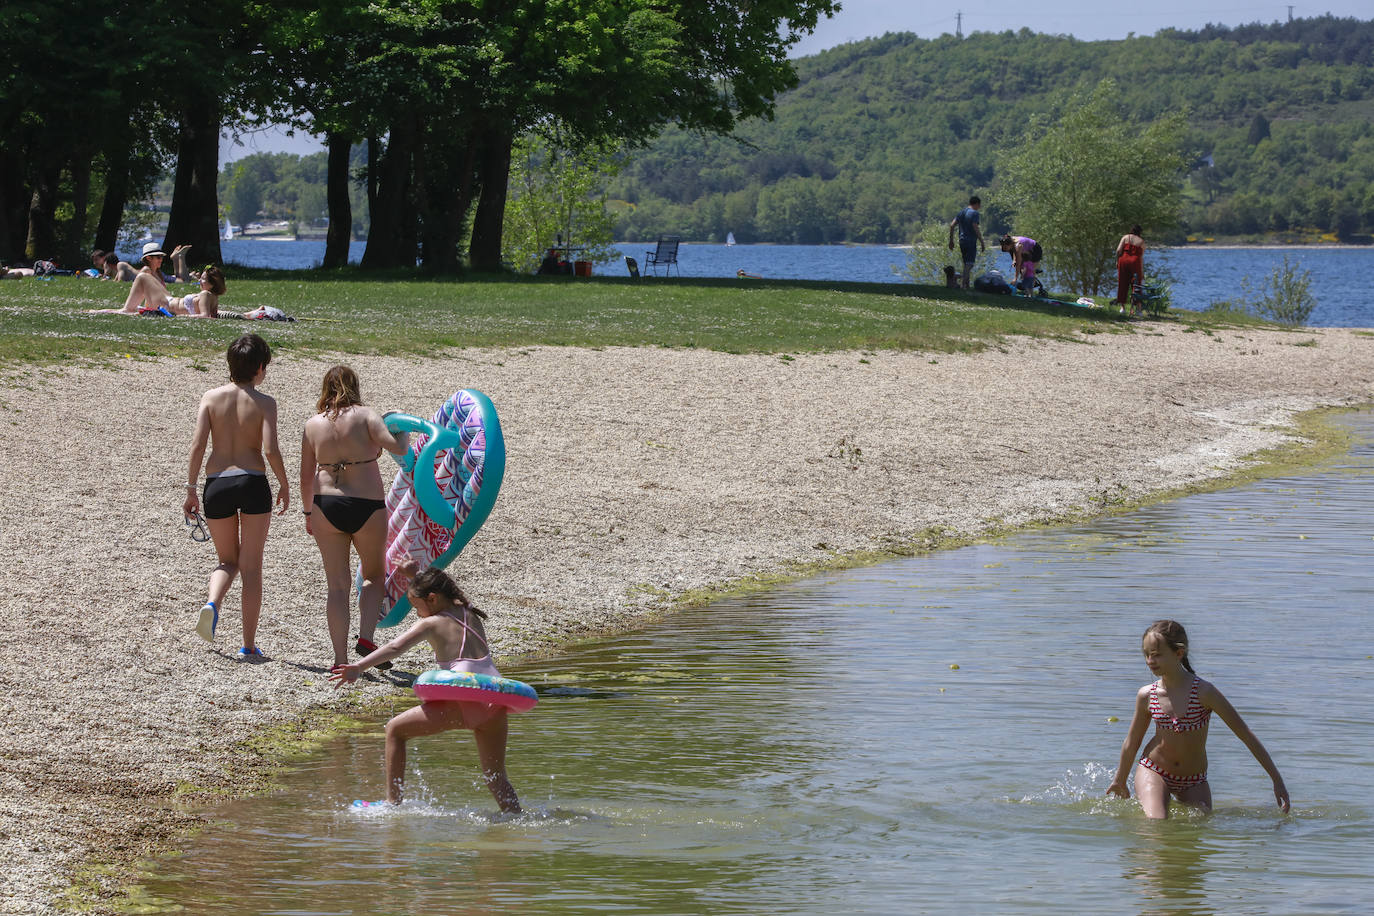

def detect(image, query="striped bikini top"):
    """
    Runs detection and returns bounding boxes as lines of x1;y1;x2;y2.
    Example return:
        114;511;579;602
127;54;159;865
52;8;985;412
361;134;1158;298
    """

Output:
1150;676;1211;732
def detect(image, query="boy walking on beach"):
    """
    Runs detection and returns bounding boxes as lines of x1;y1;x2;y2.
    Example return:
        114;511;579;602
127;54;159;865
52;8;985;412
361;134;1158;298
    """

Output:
948;196;985;290
183;334;290;658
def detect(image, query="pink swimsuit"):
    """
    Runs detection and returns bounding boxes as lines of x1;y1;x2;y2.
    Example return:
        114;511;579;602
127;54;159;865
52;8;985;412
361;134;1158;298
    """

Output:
1139;676;1211;790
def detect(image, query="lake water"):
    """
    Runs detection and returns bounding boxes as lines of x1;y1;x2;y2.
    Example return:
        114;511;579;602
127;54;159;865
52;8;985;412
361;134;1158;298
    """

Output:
131;412;1374;914
216;239;1374;328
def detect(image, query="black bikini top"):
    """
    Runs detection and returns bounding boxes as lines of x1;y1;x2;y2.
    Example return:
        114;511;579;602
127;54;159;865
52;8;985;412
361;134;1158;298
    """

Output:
317;449;382;475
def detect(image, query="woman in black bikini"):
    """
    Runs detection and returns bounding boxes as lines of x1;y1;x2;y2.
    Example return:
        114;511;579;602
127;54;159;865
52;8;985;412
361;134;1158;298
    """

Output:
300;366;409;671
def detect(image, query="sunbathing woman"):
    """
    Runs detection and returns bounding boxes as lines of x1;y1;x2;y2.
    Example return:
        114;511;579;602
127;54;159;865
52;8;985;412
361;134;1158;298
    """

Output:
87;242;171;314
300;366;409;671
168;266;227;317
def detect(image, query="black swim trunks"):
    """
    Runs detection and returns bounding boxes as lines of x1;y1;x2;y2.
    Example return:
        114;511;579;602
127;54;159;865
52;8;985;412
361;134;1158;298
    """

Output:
203;472;272;519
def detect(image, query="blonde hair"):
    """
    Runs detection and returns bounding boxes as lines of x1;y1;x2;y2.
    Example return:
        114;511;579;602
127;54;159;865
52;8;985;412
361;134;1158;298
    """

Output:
316;365;362;418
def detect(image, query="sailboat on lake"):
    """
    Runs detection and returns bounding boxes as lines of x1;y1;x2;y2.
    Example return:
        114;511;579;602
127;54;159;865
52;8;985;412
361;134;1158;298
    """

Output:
726;231;736;246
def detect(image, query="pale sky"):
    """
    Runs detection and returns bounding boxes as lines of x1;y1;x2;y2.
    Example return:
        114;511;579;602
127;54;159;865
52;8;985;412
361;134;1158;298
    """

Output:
789;0;1371;55
223;2;1370;163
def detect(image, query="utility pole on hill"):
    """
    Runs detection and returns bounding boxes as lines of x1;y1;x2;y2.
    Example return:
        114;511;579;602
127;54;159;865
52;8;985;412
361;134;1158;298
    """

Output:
1287;5;1294;21
956;11;963;38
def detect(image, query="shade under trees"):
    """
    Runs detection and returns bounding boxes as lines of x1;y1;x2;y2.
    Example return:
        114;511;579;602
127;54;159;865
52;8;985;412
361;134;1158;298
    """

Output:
0;0;839;272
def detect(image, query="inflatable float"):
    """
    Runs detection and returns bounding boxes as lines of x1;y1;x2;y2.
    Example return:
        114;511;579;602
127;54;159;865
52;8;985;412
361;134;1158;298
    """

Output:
412;669;538;712
368;389;505;628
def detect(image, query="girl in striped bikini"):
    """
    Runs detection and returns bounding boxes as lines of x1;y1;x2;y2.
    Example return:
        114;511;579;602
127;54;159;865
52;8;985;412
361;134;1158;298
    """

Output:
1107;619;1290;819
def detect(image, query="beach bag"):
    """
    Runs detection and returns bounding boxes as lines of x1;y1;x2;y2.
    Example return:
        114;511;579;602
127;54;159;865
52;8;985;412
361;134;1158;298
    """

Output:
974;270;1012;295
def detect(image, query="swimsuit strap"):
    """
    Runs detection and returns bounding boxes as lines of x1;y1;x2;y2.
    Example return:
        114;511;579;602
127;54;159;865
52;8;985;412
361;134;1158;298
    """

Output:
1150;676;1210;731
317;448;382;475
441;606;490;658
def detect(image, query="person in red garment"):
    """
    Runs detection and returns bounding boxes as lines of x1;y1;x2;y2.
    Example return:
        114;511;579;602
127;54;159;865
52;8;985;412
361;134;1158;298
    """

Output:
1115;225;1145;314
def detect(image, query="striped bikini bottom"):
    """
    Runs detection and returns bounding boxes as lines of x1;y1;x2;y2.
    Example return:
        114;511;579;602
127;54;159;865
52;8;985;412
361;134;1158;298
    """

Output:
1139;757;1208;792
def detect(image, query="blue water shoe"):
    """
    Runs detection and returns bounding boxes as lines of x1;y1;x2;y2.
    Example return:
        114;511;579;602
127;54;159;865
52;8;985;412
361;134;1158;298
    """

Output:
196;602;218;643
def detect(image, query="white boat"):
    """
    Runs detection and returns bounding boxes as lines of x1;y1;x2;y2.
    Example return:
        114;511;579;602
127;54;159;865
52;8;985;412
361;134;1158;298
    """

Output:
222;219;234;241
726;232;736;246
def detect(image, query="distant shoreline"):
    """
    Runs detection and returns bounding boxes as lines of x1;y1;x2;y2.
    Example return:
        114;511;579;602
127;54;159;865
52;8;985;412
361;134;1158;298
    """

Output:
1168;243;1373;251
618;240;1374;251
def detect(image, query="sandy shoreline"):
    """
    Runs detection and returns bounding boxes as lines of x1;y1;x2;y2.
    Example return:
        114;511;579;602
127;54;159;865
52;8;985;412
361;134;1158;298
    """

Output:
1;323;1372;913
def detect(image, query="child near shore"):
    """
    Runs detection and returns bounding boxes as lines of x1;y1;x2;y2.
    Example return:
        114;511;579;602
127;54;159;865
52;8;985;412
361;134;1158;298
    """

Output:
331;566;521;813
182;334;290;657
1107;619;1290;818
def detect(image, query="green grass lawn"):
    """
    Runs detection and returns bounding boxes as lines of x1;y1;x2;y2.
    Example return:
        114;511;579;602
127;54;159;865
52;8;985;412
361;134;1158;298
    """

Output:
0;270;1266;367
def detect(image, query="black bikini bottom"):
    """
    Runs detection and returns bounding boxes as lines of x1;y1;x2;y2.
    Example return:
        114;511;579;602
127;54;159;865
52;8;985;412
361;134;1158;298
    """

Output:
313;494;385;534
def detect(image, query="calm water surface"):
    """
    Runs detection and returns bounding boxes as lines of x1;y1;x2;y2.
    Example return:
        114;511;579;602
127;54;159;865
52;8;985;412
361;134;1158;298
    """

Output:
135;414;1374;914
215;239;1374;327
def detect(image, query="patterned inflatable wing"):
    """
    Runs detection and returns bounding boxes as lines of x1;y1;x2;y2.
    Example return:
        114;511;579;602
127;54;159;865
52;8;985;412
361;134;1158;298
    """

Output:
375;389;505;627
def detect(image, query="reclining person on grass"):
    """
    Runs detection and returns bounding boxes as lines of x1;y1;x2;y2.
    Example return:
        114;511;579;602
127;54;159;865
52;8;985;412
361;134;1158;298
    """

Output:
89;255;229;318
88;250;140;281
87;243;172;314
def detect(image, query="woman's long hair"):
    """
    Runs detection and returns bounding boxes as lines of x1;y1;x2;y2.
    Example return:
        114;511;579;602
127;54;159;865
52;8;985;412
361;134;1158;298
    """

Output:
316;365;363;419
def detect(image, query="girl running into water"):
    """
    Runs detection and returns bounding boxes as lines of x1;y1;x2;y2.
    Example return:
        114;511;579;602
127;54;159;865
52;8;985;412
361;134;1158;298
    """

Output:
182;334;291;657
330;566;521;813
1107;619;1290;818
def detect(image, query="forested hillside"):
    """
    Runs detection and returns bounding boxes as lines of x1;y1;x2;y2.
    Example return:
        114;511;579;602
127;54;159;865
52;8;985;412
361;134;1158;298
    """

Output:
609;16;1374;244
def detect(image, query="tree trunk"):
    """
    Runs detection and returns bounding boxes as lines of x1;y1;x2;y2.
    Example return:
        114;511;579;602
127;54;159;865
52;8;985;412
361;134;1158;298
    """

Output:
322;133;353;269
94;143;131;254
66;155;92;265
414;126;476;273
428;138;477;273
25;163;62;260
366;135;378;217
468;126;513;273
0;151;26;262
165;100;223;264
361;113;417;269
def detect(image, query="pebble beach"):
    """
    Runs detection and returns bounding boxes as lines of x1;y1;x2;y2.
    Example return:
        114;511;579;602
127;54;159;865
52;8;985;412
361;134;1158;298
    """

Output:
1;323;1372;913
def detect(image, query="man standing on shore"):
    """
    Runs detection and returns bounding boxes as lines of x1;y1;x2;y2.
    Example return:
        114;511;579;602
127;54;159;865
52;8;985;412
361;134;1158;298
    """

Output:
948;196;985;290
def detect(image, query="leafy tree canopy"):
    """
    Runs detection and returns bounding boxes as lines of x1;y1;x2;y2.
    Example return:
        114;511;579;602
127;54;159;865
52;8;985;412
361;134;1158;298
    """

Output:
999;79;1187;296
609;16;1374;244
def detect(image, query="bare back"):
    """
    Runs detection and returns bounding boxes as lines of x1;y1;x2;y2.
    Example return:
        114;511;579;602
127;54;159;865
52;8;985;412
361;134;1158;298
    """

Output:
201;383;275;475
1117;233;1145;256
304;405;394;499
424;607;491;664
